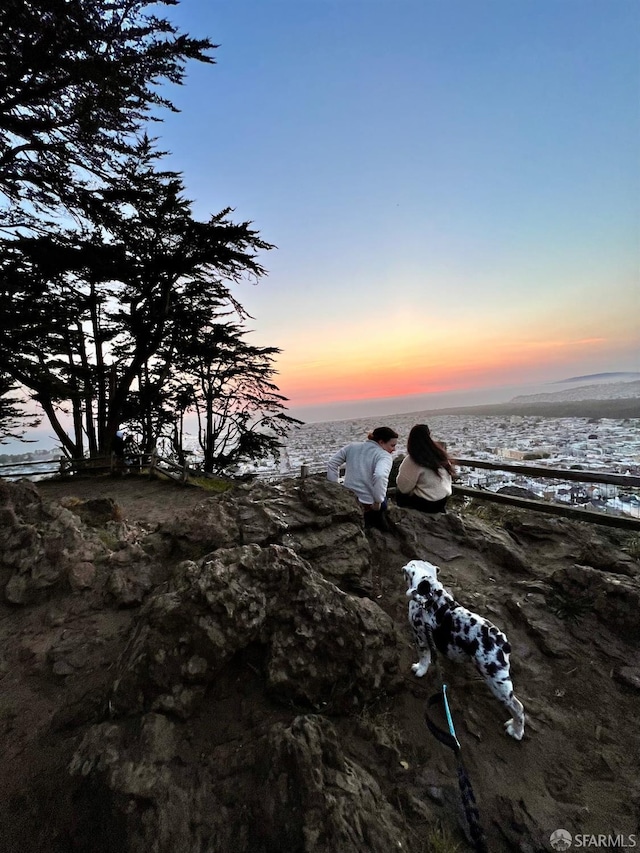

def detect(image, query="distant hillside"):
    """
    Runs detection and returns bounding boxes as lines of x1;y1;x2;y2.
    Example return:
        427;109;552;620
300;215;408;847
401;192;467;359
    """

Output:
422;397;640;419
553;371;640;384
511;379;640;404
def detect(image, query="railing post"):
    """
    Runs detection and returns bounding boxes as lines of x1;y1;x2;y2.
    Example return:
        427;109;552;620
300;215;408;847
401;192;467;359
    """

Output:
300;464;309;479
149;448;157;479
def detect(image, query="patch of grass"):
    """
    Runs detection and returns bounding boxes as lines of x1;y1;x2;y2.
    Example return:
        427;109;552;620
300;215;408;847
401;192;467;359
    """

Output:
356;706;403;751
462;500;518;526
548;589;595;623
59;495;83;507
422;823;462;853
96;529;120;551
187;475;233;493
0;700;17;722
461;500;495;520
622;534;640;560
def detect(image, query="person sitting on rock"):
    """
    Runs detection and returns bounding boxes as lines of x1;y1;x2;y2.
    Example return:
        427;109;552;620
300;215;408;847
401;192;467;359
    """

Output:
327;426;399;529
395;423;454;514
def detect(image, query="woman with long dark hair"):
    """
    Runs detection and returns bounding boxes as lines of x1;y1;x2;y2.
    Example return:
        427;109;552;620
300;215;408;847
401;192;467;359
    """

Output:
395;423;454;514
327;426;399;529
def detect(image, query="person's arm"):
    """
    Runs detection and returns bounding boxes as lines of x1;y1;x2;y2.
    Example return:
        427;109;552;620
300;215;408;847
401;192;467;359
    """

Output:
327;445;348;482
371;453;393;506
395;456;420;495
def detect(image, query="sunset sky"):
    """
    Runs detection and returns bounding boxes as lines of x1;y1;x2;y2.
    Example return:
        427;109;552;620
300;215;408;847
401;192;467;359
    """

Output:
159;0;639;421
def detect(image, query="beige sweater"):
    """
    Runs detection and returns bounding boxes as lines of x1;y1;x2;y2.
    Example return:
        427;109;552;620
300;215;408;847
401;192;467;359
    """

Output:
396;455;452;501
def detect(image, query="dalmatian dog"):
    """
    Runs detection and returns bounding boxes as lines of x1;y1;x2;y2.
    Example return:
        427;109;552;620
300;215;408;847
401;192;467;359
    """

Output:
403;559;525;740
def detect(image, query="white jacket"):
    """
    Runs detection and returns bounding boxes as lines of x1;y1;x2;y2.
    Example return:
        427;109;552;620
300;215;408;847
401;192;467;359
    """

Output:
327;440;393;505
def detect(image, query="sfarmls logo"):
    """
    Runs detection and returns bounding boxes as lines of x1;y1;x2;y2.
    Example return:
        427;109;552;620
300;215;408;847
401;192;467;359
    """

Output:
550;830;637;850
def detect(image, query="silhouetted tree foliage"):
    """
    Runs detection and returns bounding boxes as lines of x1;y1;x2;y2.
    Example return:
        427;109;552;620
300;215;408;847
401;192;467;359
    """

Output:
168;321;300;473
0;372;40;443
0;142;279;460
0;0;215;220
0;2;299;468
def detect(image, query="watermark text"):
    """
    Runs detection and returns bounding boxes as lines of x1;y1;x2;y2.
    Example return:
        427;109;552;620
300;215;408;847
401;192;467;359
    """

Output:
550;830;637;850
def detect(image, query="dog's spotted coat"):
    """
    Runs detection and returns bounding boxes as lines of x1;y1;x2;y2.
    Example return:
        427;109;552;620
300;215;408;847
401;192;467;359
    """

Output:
403;559;525;740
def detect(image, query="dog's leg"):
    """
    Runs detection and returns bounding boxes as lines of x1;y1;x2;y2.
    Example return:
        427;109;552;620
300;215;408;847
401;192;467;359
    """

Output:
411;650;432;678
503;693;525;741
409;601;432;678
482;670;525;740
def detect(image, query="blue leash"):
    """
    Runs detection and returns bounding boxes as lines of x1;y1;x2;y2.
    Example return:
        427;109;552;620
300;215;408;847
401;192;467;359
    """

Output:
423;626;488;853
442;683;461;751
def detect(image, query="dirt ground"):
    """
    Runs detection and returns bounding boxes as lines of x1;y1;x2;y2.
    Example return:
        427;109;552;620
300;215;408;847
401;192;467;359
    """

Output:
2;473;640;852
36;472;210;527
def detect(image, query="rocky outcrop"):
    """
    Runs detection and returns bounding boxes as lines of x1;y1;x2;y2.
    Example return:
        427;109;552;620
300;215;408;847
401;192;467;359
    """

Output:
160;477;374;594
550;562;640;642
69;712;411;853
0;475;639;853
109;542;401;718
0;478;110;604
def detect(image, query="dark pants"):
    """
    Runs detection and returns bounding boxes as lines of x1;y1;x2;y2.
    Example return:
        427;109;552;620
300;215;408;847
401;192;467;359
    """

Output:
362;499;389;530
396;491;448;514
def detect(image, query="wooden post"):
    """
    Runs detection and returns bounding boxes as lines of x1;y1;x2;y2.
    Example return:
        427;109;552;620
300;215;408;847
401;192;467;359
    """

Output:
300;464;310;478
149;448;157;480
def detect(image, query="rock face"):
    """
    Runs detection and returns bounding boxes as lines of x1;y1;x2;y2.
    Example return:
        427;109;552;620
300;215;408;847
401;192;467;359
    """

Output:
160;477;374;594
110;542;401;719
69;712;411;853
0;478;110;604
1;474;639;853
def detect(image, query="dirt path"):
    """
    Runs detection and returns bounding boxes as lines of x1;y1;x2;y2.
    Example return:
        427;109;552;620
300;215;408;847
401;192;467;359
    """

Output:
36;473;211;527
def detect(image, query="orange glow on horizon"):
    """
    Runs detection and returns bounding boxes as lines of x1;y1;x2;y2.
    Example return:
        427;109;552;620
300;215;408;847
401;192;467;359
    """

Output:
273;331;621;407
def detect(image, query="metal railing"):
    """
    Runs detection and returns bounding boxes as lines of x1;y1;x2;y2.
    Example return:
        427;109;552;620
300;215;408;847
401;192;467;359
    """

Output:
0;450;191;484
449;457;640;531
0;457;67;480
3;453;639;530
255;458;640;531
453;457;640;488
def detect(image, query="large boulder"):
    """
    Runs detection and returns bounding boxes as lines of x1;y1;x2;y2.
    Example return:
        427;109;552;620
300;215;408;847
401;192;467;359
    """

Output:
69;713;411;853
0;479;107;604
256;714;412;852
4;474;639;853
159;476;373;594
110;543;402;718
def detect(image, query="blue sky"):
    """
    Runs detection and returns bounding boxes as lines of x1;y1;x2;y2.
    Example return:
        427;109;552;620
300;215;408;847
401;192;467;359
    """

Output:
154;0;639;422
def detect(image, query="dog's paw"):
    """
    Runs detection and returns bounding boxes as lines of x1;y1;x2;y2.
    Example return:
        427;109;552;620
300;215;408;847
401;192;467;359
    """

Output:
411;662;429;677
504;719;524;741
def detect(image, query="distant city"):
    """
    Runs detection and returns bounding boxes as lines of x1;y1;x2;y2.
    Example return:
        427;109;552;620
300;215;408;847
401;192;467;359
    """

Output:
2;378;640;519
239;405;640;520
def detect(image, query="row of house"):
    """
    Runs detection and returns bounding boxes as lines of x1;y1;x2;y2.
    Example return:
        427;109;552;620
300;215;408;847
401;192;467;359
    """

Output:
273;413;640;518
